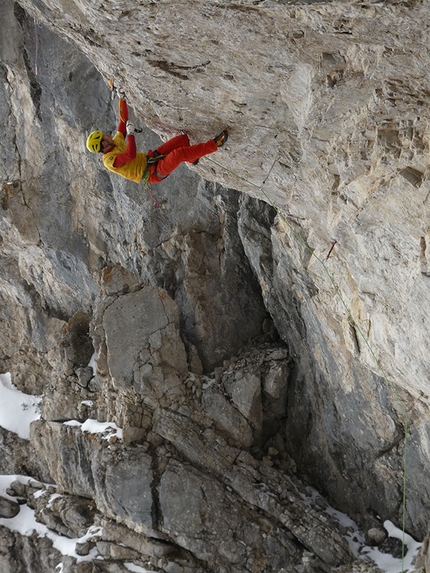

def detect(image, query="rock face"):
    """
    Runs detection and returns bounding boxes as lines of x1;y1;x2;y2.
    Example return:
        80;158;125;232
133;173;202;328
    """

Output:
1;0;430;571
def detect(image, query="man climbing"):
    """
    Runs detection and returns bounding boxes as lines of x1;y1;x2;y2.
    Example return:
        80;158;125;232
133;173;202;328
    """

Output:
86;92;228;203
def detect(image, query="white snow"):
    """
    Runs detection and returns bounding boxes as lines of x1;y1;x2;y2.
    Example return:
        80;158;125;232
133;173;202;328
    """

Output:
325;499;422;572
0;475;37;499
0;373;42;439
361;520;422;573
0;475;102;564
64;418;123;441
88;352;97;374
299;487;422;573
46;493;63;509
0;370;422;573
325;503;367;557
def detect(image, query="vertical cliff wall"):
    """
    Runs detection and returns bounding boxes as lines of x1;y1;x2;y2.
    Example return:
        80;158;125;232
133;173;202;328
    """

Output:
1;0;430;572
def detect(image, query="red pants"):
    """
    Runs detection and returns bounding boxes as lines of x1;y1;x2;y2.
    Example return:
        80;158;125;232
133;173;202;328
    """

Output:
147;134;217;183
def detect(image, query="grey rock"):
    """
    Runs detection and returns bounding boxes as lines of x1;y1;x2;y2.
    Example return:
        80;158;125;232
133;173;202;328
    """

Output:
7;481;27;498
224;372;263;431
202;386;254;447
0;496;20;518
263;361;290;419
2;0;430;572
366;527;388;547
164;563;183;573
75;366;94;388
102;285;188;388
75;541;93;556
122;426;146;445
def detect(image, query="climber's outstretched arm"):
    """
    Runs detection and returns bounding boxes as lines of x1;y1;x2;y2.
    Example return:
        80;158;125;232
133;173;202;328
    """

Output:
113;120;136;168
117;98;129;136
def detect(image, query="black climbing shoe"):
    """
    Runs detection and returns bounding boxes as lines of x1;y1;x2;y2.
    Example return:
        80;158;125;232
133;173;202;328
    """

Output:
192;158;200;165
214;129;229;148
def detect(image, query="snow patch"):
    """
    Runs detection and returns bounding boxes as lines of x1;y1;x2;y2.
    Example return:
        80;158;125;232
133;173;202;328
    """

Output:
361;520;422;573
64;418;123;441
88;352;97;374
326;501;421;572
0;373;42;439
0;475;102;564
300;487;422;573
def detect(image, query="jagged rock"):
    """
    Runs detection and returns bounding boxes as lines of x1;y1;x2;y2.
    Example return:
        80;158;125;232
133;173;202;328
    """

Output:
7;481;27;498
202;384;254;447
1;0;430;571
60;310;93;371
103;285;188;387
122;426;146;445
0;497;20;518
77;364;93;384
262;361;290;419
0;430;35;476
0;530;63;573
366;527;388;547
154;408;353;568
416;533;430;573
96;540;140;560
31;421;156;534
378;536;406;559
101;264;143;296
223;372;263;431
34;493;97;538
75;540;94;556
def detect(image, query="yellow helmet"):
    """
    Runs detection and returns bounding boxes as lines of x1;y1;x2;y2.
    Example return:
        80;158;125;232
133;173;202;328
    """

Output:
86;130;103;153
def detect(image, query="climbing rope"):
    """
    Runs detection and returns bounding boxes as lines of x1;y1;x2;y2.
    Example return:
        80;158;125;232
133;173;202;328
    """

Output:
34;20;43;76
143;179;160;209
207;154;423;571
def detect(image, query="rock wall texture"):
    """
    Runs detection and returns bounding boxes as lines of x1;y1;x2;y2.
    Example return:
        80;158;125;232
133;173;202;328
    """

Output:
1;0;430;571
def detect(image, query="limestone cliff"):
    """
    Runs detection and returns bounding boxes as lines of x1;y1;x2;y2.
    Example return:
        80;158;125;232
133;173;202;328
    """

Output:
1;0;430;572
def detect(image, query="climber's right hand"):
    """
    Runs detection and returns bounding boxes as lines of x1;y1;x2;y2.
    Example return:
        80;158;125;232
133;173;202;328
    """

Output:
126;121;135;135
116;86;127;100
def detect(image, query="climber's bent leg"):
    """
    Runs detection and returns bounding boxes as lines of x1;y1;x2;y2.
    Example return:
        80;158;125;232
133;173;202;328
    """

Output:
154;134;190;157
156;140;218;177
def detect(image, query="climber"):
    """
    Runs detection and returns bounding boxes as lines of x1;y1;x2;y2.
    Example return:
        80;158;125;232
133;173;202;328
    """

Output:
86;93;228;190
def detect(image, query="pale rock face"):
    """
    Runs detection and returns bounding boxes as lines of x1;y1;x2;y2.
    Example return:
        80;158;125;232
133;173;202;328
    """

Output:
2;0;430;571
102;285;188;386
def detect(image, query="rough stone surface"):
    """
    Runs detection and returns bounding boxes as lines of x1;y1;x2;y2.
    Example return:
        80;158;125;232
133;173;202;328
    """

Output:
102;285;188;387
1;0;430;571
0;497;20;519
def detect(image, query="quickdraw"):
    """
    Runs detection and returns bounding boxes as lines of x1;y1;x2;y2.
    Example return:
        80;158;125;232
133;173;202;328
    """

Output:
143;179;161;209
142;154;166;208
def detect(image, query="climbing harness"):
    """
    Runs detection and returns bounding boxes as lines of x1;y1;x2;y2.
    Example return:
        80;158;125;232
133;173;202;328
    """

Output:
143;154;166;178
141;155;168;209
207;155;424;572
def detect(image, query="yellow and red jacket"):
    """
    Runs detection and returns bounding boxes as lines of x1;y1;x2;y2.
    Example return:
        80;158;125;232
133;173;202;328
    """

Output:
102;99;148;183
102;132;147;184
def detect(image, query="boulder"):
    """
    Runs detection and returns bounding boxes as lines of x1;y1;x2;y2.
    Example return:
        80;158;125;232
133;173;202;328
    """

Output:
0;497;20;519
